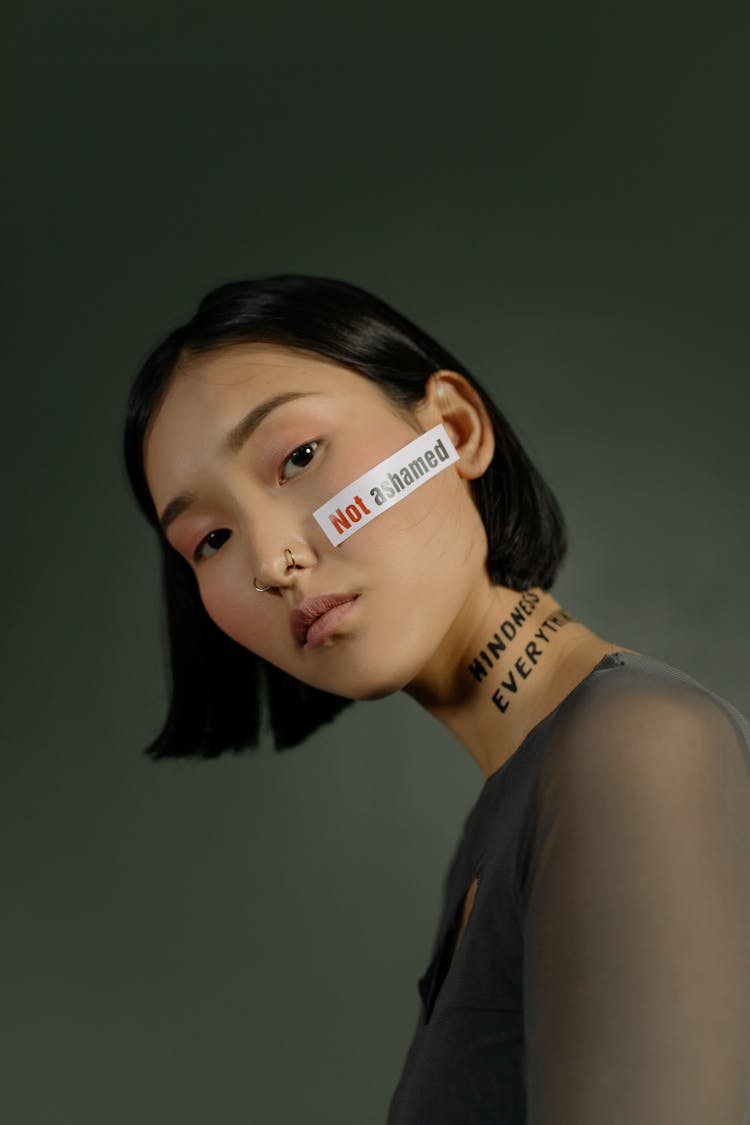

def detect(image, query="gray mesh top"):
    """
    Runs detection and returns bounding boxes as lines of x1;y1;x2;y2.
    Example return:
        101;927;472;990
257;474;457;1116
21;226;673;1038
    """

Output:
386;649;750;1124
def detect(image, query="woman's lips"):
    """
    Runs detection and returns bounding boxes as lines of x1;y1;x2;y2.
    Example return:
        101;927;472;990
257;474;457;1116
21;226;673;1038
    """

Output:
289;594;360;649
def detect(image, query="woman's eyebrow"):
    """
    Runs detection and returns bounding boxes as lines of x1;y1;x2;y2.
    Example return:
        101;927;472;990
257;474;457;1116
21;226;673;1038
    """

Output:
158;390;321;535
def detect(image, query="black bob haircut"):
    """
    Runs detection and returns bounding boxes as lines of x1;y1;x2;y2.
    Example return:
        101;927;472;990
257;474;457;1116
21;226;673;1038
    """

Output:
122;274;567;760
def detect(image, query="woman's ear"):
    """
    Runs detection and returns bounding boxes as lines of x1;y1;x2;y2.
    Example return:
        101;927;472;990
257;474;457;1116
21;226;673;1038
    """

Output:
416;370;495;481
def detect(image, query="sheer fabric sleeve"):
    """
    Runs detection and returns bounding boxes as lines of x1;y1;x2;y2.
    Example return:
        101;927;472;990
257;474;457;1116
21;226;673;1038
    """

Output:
521;676;750;1124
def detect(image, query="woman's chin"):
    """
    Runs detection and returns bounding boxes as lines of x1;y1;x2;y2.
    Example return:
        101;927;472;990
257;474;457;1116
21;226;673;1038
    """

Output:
305;664;419;703
355;682;405;702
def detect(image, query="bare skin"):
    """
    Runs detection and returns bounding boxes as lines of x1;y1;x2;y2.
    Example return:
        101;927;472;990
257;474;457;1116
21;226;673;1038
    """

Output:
143;341;635;783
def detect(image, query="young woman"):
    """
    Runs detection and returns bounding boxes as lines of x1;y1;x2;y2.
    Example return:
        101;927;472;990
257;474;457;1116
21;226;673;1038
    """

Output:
123;274;750;1123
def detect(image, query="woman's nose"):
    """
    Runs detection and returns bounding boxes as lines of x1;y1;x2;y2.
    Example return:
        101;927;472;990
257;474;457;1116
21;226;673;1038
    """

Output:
253;538;317;590
238;487;319;588
247;509;317;589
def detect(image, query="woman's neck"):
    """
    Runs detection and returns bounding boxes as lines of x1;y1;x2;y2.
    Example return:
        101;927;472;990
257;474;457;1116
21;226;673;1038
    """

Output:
404;583;626;779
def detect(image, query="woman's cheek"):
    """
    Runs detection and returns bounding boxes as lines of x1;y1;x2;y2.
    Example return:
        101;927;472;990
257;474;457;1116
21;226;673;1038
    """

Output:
198;576;270;655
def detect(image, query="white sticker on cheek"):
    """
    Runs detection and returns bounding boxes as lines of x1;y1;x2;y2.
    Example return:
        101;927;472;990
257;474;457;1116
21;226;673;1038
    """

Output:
312;422;460;546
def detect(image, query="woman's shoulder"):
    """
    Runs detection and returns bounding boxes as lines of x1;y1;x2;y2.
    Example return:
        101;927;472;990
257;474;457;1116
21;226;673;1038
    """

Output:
520;649;750;897
541;647;750;788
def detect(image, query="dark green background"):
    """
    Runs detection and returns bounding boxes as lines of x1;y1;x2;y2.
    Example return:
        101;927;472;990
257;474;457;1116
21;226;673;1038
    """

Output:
5;4;749;1122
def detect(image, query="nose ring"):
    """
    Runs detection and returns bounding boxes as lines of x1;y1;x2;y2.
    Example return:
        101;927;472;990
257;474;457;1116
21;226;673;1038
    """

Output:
253;547;296;593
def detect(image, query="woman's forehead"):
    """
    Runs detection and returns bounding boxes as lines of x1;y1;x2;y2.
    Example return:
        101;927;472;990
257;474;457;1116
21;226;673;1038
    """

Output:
174;341;348;385
149;343;377;432
142;342;391;486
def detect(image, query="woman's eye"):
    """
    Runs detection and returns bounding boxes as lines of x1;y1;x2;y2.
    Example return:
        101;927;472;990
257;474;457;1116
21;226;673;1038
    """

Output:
193;528;230;564
280;440;319;481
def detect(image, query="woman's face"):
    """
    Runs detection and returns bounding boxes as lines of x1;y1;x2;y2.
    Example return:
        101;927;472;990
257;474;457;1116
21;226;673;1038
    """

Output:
143;342;492;701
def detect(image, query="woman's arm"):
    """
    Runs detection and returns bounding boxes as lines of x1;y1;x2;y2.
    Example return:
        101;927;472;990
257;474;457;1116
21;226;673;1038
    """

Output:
521;684;750;1124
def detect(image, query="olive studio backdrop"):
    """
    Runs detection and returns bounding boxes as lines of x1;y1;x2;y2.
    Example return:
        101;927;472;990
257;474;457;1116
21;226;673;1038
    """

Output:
4;4;749;1124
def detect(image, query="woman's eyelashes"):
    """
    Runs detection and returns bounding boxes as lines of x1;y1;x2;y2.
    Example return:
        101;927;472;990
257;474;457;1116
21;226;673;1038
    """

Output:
279;439;320;482
192;439;321;563
193;528;230;564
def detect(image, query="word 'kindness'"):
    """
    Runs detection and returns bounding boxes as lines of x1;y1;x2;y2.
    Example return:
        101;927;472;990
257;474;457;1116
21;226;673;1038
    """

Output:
312;423;460;545
466;595;579;714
